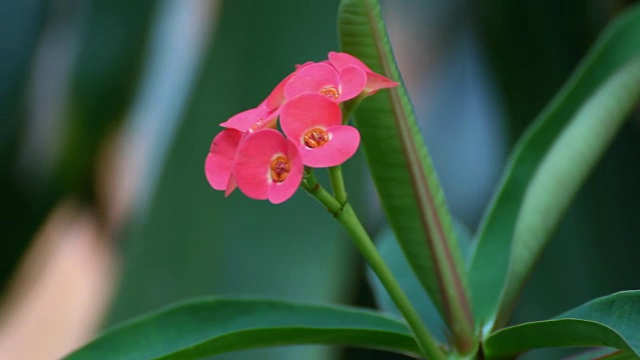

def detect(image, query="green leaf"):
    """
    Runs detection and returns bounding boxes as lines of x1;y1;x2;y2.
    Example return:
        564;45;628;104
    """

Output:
496;54;640;326
486;320;632;360
67;298;420;360
484;291;640;360
468;4;640;330
566;348;635;360
337;0;474;350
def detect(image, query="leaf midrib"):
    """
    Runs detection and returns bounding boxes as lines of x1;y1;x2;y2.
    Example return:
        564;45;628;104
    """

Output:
363;0;473;334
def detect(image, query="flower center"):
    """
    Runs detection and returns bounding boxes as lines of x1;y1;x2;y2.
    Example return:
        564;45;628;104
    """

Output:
303;128;330;148
270;155;290;182
320;86;340;100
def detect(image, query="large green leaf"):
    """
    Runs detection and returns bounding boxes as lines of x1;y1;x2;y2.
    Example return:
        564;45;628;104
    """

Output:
338;0;474;349
66;298;419;359
468;4;640;330
565;348;635;360
484;291;640;360
496;54;640;325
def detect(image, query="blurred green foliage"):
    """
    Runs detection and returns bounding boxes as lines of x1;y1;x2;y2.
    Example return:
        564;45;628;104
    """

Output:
60;0;158;197
479;0;640;324
2;0;639;359
1;0;49;292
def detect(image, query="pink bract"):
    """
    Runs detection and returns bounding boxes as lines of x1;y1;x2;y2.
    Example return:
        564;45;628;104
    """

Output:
219;104;277;133
220;68;304;133
205;128;243;195
328;51;399;95
232;129;303;204
264;71;296;111
280;93;360;168
284;62;367;102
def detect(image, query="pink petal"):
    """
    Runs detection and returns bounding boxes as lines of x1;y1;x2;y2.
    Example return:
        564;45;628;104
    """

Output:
328;51;372;72
233;129;288;201
205;129;243;191
295;61;315;70
265;72;296;111
224;176;237;197
328;51;399;95
337;65;367;101
284;63;341;100
295;60;332;70
220;104;278;133
268;139;303;204
298;125;360;168
220;107;264;132
280;93;342;142
364;71;400;95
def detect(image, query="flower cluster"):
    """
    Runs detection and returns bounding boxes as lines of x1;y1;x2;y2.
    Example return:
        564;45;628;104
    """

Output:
205;52;398;204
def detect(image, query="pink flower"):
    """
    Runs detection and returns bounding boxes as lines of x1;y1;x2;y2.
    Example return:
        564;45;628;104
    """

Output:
204;128;243;196
328;51;399;95
205;52;392;202
280;93;360;168
232;129;303;204
284;62;367;102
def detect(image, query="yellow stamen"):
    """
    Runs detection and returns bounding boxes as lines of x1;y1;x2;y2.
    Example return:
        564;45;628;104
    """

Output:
320;86;340;100
303;128;330;148
270;155;290;182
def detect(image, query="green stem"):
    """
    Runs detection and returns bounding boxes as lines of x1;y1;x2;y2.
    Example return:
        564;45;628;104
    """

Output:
337;205;446;360
341;95;364;125
302;170;341;211
302;170;446;360
326;96;362;210
328;166;347;205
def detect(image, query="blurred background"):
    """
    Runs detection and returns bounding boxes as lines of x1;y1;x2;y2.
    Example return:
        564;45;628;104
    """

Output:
1;0;639;359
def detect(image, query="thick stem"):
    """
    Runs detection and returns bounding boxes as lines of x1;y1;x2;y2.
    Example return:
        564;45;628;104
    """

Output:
302;170;446;360
336;204;446;360
302;169;342;211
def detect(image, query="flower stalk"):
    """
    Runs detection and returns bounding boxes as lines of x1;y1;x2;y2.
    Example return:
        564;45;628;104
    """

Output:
303;169;446;360
327;166;347;205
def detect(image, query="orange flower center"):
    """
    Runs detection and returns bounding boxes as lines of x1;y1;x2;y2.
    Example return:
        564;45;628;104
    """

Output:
320;86;340;100
270;155;290;182
303;128;330;148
